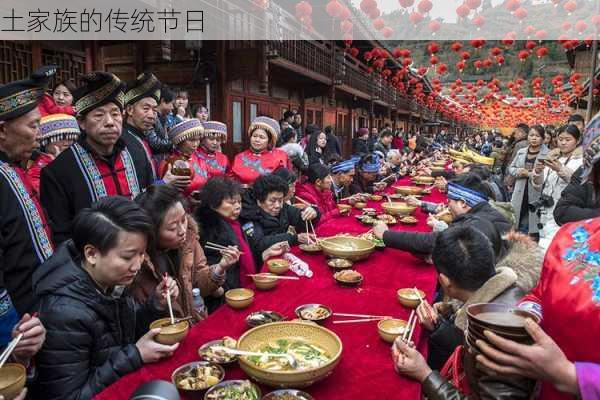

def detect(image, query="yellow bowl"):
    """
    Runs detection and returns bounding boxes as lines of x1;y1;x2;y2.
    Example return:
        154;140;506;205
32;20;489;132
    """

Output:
397;288;426;309
319;236;375;261
237;322;343;388
225;288;255;309
436;211;453;224
327;258;354;270
394;186;424;196
354;202;366;209
252;273;279;290
370;194;383;202
381;202;417;217
378;319;408;343
0;364;26;400
149;318;190;345
267;258;290;275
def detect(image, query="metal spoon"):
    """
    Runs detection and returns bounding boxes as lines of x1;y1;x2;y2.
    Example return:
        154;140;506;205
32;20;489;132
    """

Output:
211;346;298;369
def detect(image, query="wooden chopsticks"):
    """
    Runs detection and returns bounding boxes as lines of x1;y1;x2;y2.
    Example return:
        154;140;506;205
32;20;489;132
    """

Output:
205;241;244;255
332;312;392;325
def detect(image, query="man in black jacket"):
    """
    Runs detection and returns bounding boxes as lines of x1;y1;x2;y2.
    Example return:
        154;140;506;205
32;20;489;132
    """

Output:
373;173;511;260
239;174;320;266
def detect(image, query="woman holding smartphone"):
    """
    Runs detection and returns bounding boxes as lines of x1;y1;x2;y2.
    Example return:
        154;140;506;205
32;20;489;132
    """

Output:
532;124;582;249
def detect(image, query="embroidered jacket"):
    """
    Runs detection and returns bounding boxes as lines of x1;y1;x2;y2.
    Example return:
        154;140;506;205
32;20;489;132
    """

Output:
195;146;230;178
122;122;157;181
231;148;290;185
519;218;600;400
0;151;54;314
40;135;154;244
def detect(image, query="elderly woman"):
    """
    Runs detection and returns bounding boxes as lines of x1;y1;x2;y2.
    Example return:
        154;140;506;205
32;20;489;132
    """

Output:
231;116;290;185
27;113;80;193
196;177;290;311
509;125;549;239
531;124;583;249
132;184;240;322
32;197;179;399
159;118;209;197
349;153;387;194
240;174;319;265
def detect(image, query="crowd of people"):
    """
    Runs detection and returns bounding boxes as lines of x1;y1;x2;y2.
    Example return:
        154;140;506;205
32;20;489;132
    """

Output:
0;65;598;399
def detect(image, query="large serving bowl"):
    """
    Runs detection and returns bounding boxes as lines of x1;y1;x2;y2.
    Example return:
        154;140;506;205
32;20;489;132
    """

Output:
0;364;26;400
411;176;435;185
394;186;424;196
149;318;190;345
382;202;417;217
237;322;343;388
319;236;375;261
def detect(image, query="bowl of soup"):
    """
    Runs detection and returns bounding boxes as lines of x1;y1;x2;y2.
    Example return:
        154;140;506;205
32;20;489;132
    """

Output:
225;288;255;309
0;364;26;400
377;319;408;343
396;288;426;309
267;258;290;275
252;273;279;290
149;318;190;345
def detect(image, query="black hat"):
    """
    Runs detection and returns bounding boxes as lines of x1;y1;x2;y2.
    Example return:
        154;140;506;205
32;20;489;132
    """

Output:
124;72;161;107
73;72;125;117
0;65;56;121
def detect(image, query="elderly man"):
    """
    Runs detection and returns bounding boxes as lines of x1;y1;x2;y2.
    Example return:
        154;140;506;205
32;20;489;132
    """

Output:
40;72;155;244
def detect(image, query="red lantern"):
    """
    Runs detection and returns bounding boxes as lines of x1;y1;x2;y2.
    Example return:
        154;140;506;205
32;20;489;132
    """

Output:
535;30;547;40
350;47;359;58
563;0;577;15
295;1;312;18
574;20;588;34
409;12;424;25
340;19;353;32
456;4;470;19
339;5;351;20
518;50;530;61
373;18;385;30
456;61;466;73
368;8;380;19
398;0;414;7
418;66;428;76
525;40;537;50
437;63;448;75
474;60;483;71
326;0;344;18
496;55;505;65
360;0;377;13
417;0;433;14
402;57;412;67
473;15;485;29
382;26;394;38
427;42;440;54
428;20;441;35
430;55;439;65
392;48;403;58
483;58;493;68
466;0;482;10
461;51;471;60
561;21;572;32
505;0;520;12
451;42;463;52
514;7;528;21
490;47;502;56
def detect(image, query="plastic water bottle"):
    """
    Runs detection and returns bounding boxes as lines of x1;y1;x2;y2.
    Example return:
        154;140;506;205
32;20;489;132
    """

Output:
284;253;313;278
192;288;206;316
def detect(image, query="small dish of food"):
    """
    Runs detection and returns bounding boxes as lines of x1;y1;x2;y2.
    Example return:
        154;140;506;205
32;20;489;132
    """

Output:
399;216;418;225
354;202;366;209
356;215;376;225
204;380;261;400
327;258;353;270
377;214;397;225
246;310;286;328
360;232;385;249
370;194;383;202
362;208;377;216
299;243;322;253
337;204;352;215
198;337;238;364
225;288;255;309
172;361;225;392
251;273;278;290
295;304;332;323
262;389;314;400
267;258;290;275
333;270;363;287
396;288;426;309
378;318;408;343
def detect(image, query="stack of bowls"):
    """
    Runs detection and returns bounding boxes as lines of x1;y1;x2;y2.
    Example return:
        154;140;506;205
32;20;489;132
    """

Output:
466;303;540;353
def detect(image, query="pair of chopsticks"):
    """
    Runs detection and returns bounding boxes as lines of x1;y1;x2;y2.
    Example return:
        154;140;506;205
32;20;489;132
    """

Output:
332;312;391;325
247;274;300;281
159;316;195;327
205;241;244;255
0;333;23;369
376;174;397;185
295;197;314;207
402;288;423;344
163;273;175;325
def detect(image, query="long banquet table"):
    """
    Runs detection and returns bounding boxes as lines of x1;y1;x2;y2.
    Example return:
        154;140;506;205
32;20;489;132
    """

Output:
96;178;444;400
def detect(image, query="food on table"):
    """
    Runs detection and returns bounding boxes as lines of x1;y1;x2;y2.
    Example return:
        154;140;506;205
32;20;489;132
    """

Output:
362;208;377;216
400;216;418;225
333;270;363;284
173;363;224;390
246;311;286;327
327;258;353;270
356;215;376;225
354;202;366;209
296;304;332;322
205;380;260;400
360;232;385;248
299;243;322;252
199;337;238;363
376;214;397;224
263;389;314;400
396;288;426;309
247;339;331;371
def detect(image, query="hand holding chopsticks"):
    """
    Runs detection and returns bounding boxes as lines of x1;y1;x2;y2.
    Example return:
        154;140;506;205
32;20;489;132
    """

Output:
3;312;45;367
0;333;23;369
205;241;244;256
159;274;179;325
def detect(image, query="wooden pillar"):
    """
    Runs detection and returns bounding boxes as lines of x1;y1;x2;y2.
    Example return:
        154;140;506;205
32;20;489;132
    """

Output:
215;40;227;126
369;99;374;129
258;41;268;94
31;42;42;70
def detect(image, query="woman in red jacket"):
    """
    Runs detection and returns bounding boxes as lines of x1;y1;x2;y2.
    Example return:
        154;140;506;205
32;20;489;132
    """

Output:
296;163;340;223
38;80;76;117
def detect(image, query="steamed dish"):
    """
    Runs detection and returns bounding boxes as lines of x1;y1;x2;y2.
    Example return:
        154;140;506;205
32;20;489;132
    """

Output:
199;337;238;363
174;364;223;390
299;306;330;321
247;339;331;371
205;380;260;400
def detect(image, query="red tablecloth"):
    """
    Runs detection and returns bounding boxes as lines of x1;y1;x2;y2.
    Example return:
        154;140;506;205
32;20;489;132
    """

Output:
96;178;444;400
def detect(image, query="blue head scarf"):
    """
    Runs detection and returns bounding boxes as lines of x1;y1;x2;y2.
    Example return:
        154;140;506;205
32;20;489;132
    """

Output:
447;182;488;207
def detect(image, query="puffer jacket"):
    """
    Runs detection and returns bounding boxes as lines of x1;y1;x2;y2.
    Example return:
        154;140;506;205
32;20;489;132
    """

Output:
239;189;320;265
295;182;339;224
383;202;511;259
31;241;164;400
130;216;223;324
554;167;600;226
